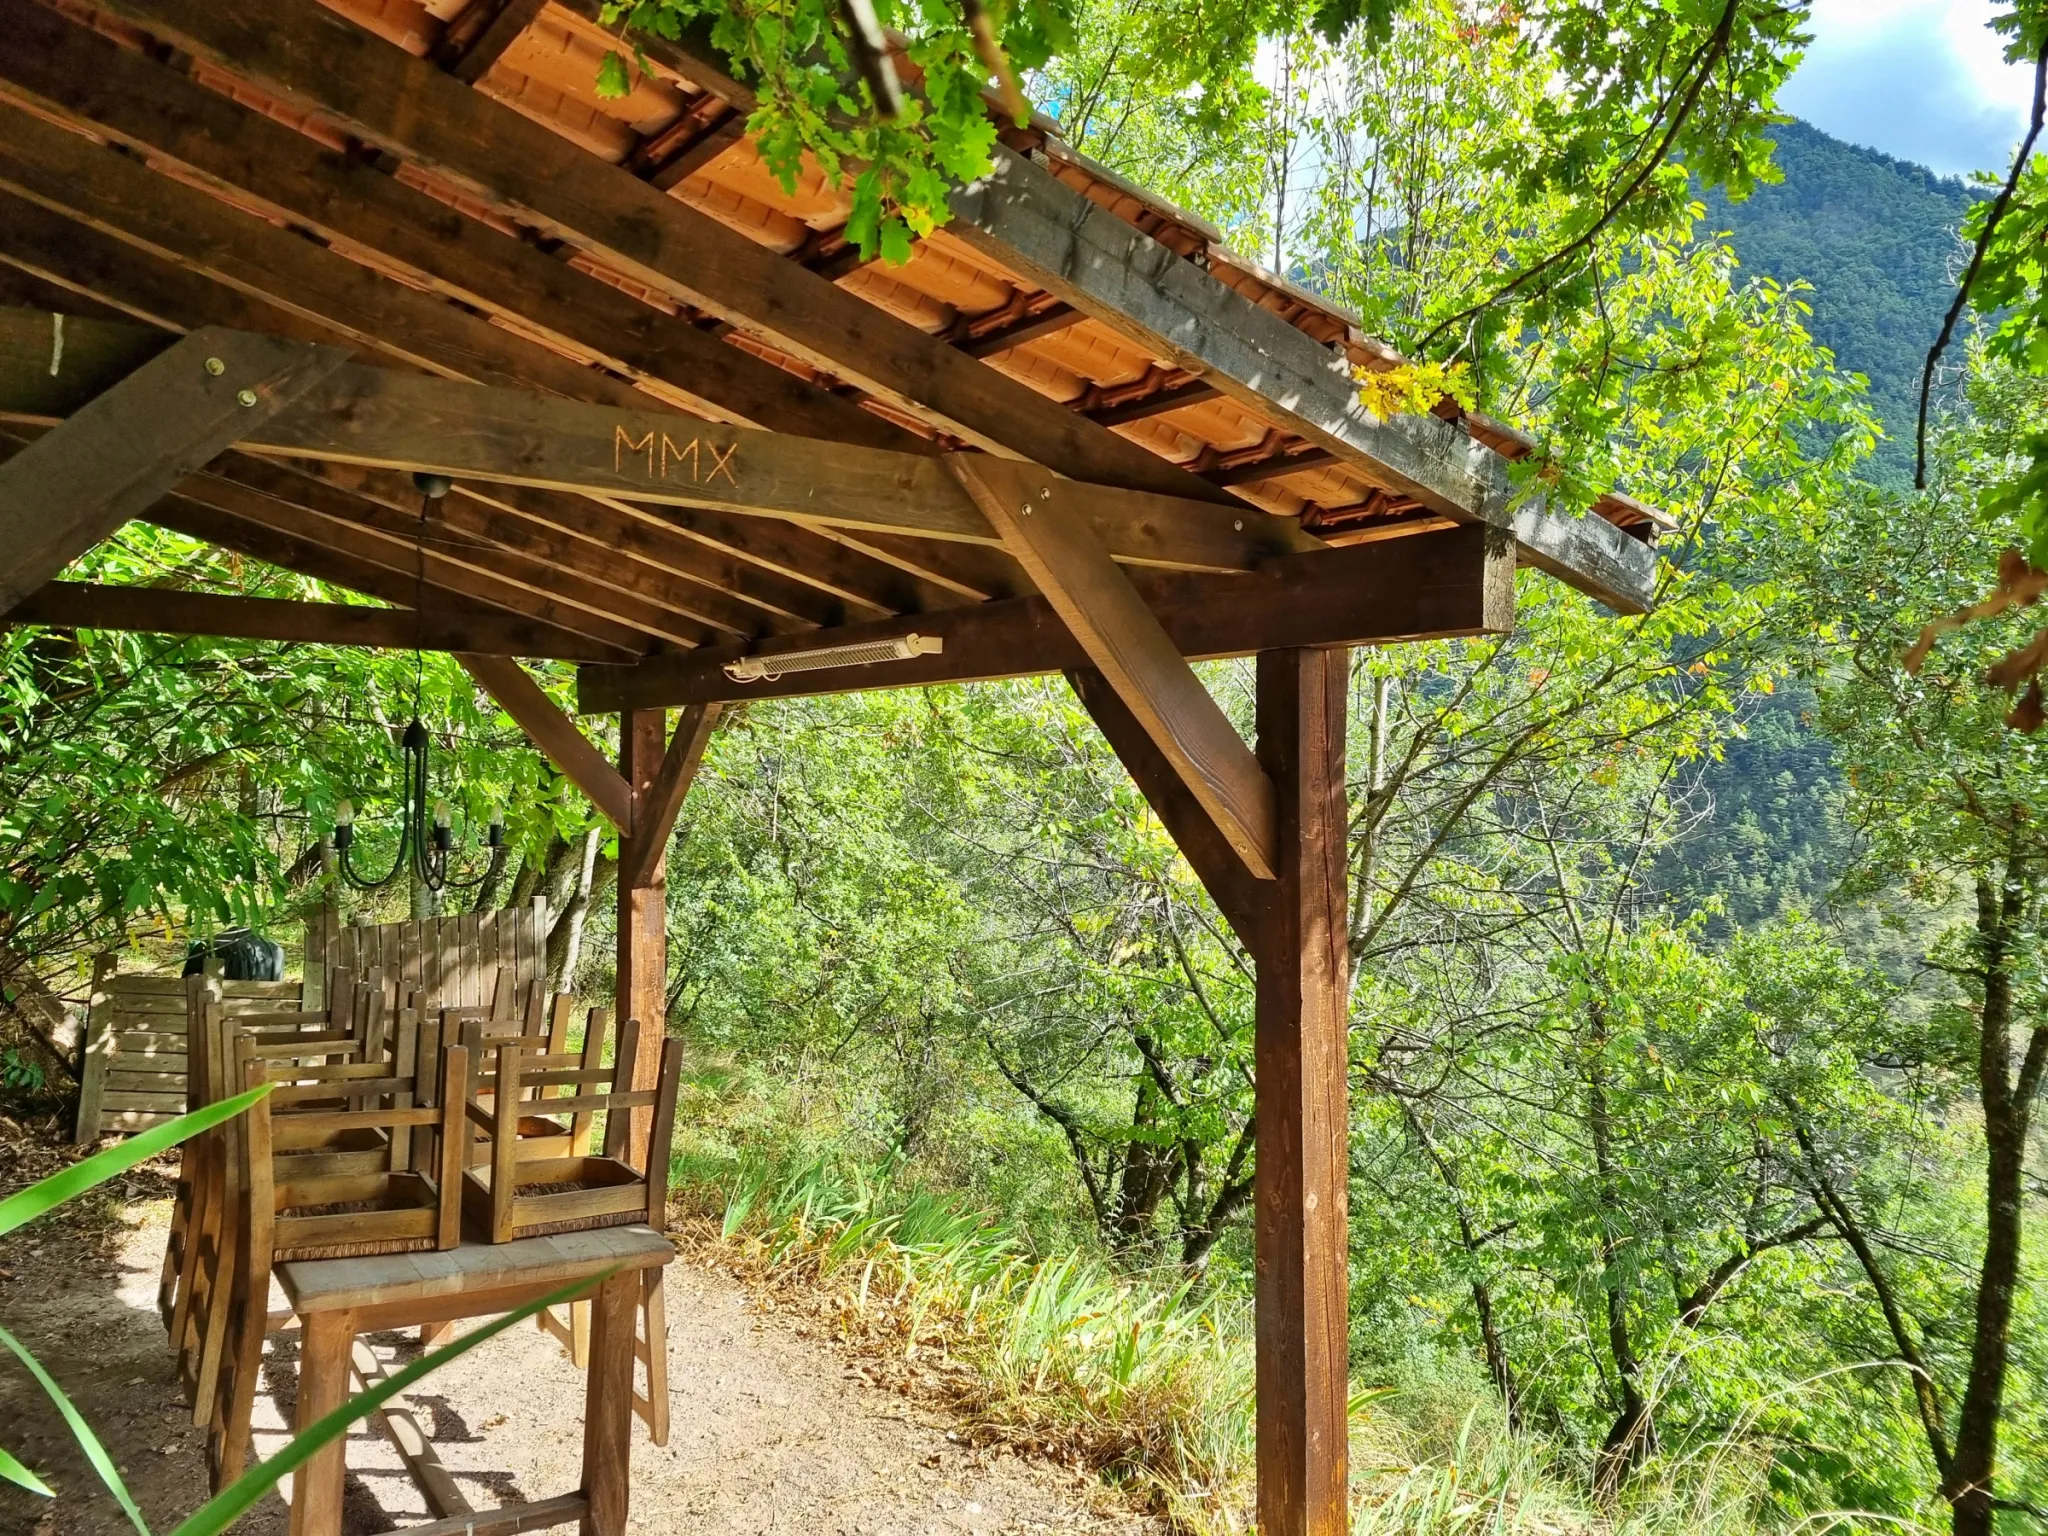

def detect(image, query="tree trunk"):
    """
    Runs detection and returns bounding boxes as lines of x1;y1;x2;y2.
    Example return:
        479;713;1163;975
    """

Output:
1586;1007;1653;1493
1943;867;2042;1536
547;828;602;993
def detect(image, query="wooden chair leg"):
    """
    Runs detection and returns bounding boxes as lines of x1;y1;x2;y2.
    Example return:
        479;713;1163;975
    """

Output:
579;1273;636;1536
637;1268;669;1447
291;1309;354;1536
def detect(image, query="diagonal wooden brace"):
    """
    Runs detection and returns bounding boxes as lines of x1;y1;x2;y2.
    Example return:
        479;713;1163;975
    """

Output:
0;324;348;614
460;653;635;832
620;703;722;891
951;454;1280;882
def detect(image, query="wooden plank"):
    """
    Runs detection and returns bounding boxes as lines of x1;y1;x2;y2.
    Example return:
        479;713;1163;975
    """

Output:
0;0;916;449
276;1223;674;1316
620;704;722;890
461;655;634;832
0;308;1312;576
1251;647;1351;1536
72;954;118;1143
0;323;347;615
388;1494;588;1536
83;0;1238;506
952;457;1278;881
581;523;1510;709
945;145;1656;614
5;582;622;661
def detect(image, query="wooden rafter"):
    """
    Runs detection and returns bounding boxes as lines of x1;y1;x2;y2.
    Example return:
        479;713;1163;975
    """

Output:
0;326;347;614
77;0;1239;507
5;582;619;660
0;1;916;450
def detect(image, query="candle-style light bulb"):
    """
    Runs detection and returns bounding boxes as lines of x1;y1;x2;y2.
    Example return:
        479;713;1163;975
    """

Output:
433;799;451;829
335;798;354;827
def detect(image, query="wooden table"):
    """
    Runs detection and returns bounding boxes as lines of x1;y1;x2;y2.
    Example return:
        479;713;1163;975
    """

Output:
275;1224;675;1536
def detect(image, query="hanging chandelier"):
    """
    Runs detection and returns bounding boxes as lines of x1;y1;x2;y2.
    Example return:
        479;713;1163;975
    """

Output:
329;472;503;894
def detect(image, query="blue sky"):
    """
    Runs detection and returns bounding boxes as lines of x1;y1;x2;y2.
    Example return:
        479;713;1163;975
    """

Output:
1779;0;2036;178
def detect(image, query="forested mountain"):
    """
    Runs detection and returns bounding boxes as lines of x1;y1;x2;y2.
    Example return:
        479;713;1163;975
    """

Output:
1708;120;1978;481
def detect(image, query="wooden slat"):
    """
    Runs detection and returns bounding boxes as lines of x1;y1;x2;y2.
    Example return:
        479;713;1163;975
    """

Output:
0;322;346;616
6;582;622;661
460;655;634;831
386;1494;588;1536
580;523;1513;709
952;455;1278;880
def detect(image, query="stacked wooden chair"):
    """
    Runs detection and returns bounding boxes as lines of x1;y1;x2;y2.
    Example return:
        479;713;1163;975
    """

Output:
163;971;473;1488
455;995;682;1445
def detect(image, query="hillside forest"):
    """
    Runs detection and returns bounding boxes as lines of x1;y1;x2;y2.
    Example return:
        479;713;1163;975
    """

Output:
5;1;2048;1533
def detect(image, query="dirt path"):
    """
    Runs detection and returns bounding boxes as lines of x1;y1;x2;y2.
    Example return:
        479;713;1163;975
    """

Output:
0;1193;1159;1536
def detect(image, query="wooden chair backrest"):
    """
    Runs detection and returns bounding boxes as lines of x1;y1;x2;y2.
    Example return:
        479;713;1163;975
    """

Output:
236;1032;471;1259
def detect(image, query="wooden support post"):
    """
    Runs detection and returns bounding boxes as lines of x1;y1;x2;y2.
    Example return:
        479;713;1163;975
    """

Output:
1252;647;1351;1536
615;709;667;1167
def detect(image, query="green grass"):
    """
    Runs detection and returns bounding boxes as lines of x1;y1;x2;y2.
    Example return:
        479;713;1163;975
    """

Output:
676;1146;1938;1536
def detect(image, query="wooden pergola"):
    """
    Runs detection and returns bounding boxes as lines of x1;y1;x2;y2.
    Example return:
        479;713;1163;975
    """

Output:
0;1;1656;1529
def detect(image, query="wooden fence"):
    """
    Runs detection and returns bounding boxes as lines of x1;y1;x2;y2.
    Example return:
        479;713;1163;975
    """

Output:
73;962;304;1141
74;899;551;1141
312;899;549;1015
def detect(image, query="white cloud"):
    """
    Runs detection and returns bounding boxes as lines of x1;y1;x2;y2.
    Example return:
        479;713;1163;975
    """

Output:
1778;0;2035;176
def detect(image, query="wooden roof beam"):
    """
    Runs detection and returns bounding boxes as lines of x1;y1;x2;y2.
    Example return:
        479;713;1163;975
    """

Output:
945;147;1656;614
0;325;346;615
6;581;619;660
83;0;1238;506
580;523;1514;711
0;307;1321;573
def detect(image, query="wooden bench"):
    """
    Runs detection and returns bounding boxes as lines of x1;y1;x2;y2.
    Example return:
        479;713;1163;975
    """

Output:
275;1224;675;1536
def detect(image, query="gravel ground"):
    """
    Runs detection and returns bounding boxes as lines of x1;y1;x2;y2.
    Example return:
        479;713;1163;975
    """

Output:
0;1194;1159;1536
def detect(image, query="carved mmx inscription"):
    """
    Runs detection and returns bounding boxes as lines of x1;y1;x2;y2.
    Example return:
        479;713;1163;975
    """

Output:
614;425;739;487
